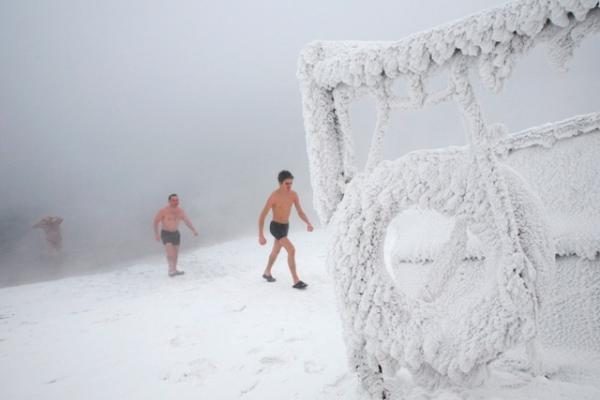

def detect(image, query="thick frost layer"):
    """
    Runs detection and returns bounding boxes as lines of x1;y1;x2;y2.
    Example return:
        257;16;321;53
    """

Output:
298;1;600;225
299;1;600;92
503;114;600;259
328;150;555;393
297;0;599;397
383;115;600;359
386;113;600;263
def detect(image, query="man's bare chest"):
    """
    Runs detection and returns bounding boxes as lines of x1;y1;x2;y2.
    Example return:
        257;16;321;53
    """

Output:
273;195;294;208
163;210;182;221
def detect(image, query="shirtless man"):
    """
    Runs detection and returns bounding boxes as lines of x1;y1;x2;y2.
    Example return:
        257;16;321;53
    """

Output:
153;194;198;277
33;216;63;253
258;170;314;289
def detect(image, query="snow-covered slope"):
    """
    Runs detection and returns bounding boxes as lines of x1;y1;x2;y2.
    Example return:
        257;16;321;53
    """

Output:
1;230;599;399
0;231;360;400
0;231;600;400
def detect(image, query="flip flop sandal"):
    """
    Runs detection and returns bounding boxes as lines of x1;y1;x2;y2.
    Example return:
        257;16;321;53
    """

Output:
292;281;308;289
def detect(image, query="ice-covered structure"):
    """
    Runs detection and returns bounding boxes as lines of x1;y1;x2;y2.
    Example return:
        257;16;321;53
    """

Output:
297;0;600;398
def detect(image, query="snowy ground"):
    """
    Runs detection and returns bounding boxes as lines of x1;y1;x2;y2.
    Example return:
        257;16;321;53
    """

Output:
1;229;599;400
0;230;361;400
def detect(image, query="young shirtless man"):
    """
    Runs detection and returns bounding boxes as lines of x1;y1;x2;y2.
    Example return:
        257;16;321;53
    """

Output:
153;194;198;277
258;170;314;289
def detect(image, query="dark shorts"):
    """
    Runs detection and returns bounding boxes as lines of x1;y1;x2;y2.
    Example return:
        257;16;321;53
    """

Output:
161;230;181;246
269;221;289;240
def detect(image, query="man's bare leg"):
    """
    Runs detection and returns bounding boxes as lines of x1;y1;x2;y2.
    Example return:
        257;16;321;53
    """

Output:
165;243;177;275
263;240;282;278
279;237;300;284
174;245;180;271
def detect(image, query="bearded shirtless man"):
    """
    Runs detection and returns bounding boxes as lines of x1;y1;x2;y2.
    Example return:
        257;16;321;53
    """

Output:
153;194;198;277
258;170;314;289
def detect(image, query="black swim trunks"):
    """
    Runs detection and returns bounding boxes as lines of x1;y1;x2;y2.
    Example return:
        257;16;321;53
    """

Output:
269;221;289;240
161;230;181;246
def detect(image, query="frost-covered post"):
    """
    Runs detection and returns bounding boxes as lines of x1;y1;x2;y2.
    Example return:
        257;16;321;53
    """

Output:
451;55;541;367
365;81;392;173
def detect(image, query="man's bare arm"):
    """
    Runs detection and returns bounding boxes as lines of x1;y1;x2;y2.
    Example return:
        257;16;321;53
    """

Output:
153;210;163;240
258;195;273;244
33;217;49;229
294;193;314;231
182;211;198;236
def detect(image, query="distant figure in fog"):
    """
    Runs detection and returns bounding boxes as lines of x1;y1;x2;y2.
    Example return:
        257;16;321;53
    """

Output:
33;216;63;253
258;170;313;289
153;194;198;277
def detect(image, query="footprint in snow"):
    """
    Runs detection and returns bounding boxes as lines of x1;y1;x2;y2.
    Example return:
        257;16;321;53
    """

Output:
247;346;262;354
260;356;286;365
304;360;325;374
164;358;217;383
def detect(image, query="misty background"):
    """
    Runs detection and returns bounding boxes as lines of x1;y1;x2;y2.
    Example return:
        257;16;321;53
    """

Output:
1;0;598;286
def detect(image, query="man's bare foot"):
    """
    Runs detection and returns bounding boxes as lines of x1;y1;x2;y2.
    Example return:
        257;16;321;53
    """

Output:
292;281;307;289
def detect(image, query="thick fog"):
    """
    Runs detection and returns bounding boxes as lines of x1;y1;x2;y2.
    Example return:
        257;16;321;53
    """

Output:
1;0;598;286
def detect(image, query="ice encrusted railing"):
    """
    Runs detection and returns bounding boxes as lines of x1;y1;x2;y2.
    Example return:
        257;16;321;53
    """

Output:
387;113;600;263
297;0;600;398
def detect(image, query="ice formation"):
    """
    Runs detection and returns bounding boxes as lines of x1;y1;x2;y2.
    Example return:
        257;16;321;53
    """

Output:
297;0;600;398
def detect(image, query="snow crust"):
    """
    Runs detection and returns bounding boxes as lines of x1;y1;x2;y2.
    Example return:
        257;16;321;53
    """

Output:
297;0;600;397
0;231;364;400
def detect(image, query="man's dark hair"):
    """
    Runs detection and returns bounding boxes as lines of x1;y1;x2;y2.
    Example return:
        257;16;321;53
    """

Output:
168;193;178;200
278;170;294;184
